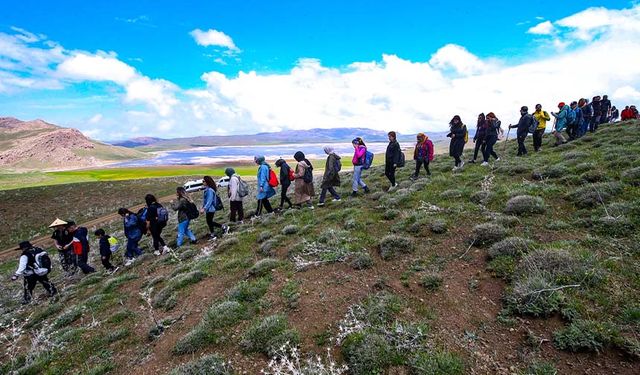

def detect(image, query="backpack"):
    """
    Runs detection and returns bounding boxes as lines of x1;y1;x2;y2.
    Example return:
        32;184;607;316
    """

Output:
26;247;51;276
463;126;469;143
362;150;374;170
185;200;199;220
288;168;295;182
425;139;434;161
156;204;169;224
108;236;120;253
303;163;314;183
268;168;279;187
397;152;406;168
214;191;224;211
528;115;540;134
236;176;249;197
136;208;148;232
334;157;342;172
567;108;577;125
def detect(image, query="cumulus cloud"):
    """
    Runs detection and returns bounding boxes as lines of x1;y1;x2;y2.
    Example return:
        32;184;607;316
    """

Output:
527;21;555;35
190;28;239;51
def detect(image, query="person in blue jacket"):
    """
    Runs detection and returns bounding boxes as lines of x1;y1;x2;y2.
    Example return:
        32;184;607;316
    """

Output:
118;208;143;265
255;155;275;215
201;175;229;240
551;102;569;146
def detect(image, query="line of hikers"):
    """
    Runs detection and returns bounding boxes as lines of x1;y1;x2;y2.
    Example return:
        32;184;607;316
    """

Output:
13;98;632;304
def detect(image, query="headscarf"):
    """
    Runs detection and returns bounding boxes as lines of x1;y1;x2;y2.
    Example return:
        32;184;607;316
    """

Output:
225;167;235;177
254;155;265;164
294;151;305;162
416;132;426;143
323;146;334;155
275;158;285;167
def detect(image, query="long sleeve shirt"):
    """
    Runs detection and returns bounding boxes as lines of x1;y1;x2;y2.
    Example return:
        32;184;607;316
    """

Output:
352;145;366;165
14;255;32;276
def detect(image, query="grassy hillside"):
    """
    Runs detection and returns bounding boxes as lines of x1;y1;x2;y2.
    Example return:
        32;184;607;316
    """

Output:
0;122;639;374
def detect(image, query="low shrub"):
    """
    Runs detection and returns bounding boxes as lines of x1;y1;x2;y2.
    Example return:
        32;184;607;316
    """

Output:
342;332;396;375
494;215;520;228
523;361;558;375
420;271;443;291
409;350;465;375
24;302;63;329
351;252;374;270
553;319;617;352
379;235;414;260
470;191;493;205
429;220;448;234
487;255;517;280
487;237;533;259
572;182;622;208
621;166;640;186
471;223;507;247
440;189;463;199
504;195;545;216
168;354;233;375
257;231;272;243
259;239;276;256
248;258;280;277
227;278;270;303
217;237;239;251
382;209;400;220
282;225;299;235
205;300;248;328
580;170;607;183
240;314;299;356
592;216;634;237
153;271;206;308
53;307;83;329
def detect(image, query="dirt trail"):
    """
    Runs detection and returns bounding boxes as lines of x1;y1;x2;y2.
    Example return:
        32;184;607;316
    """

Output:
0;194;176;261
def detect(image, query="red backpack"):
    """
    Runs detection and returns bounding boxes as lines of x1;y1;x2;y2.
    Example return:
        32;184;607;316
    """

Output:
425;139;434;161
288;168;295;181
268;169;279;187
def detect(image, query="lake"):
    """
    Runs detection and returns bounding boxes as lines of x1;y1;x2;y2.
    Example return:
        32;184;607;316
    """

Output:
112;142;414;167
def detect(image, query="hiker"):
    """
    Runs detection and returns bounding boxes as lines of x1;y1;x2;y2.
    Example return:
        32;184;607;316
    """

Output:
578;99;590;136
600;95;612;124
275;159;294;210
532;104;550;151
319;146;341;206
255;155;275;215
621;106;633;120
11;241;57;304
67;221;96;274
508;106;534;156
610;106;619;122
351;137;370;196
118;207;143;264
482;112;501;165
145;194;170;256
469;113;487;163
412;132;432;179
293;151;315;209
94;229;118;273
568;101;582;141
49;218;75;275
202;176;229;240
631;105;639;119
385;131;403;188
447;115;467;169
171;187;198;247
590;95;601;132
225;168;245;222
551;102;569;146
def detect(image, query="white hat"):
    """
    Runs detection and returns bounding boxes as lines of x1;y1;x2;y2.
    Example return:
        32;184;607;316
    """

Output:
48;218;68;228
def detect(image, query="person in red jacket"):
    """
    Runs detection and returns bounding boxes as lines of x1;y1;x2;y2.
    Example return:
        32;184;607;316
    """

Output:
621;106;633;121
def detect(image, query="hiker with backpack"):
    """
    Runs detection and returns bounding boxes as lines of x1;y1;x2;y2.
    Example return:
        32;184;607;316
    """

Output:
551;102;569;146
202;176;229;240
568;101;582;140
225;168;246;222
318;146;342;206
469;113;487;163
118;207;144;265
49;218;75;275
351;137;371;197
482;112;501;165
447;115;467;170
508;106;534;156
532;104;551;152
171;187;199;247
255;155;276;215
384;131;403;189
610;106;619;122
67;221;96;275
581;98;592;136
275;159;294;210
145;194;170;256
600;95;612;124
591;96;601;132
94;229;118;273
293;151;315;209
411;132;433;179
11;241;57;304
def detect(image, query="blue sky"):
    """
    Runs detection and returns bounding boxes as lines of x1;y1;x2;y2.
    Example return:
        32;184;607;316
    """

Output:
1;0;639;139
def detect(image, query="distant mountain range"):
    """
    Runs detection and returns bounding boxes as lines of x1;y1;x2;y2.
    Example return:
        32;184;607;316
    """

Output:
0;117;146;170
111;127;450;151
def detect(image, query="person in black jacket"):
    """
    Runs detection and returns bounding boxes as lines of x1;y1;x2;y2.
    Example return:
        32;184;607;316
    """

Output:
447;115;467;170
94;229;117;273
482;112;501;165
590;96;601;132
509;106;534;156
469;113;487;163
145;194;170;256
384;131;403;188
275;158;293;210
600;95;611;124
11;241;57;304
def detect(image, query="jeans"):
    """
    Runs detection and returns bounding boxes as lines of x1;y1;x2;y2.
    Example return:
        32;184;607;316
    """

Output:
126;237;143;258
230;200;244;222
483;135;499;162
23;274;56;303
352;165;367;192
532;129;544;151
149;223;166;251
206;211;222;234
414;159;431;177
384;163;396;185
177;220;196;247
516;133;528;155
319;187;340;203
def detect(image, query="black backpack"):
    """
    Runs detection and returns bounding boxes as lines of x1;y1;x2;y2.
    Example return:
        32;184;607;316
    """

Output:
397;152;406;168
136;208;148;232
25;247;51;275
157;204;169;224
186;201;199;220
303;162;314;183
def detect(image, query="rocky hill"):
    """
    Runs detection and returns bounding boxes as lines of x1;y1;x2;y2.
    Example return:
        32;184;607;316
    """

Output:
0;117;147;170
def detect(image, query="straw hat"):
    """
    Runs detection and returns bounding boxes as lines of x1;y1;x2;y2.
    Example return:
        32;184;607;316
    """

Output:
48;218;68;228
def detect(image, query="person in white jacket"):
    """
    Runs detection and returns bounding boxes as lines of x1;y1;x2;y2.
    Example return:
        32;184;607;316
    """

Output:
225;168;244;222
11;241;57;304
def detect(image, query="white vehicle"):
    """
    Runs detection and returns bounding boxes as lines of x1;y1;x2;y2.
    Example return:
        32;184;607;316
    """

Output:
183;179;205;193
217;176;230;188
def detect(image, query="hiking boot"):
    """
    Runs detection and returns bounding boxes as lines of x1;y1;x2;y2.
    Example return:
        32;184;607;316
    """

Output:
163;245;171;253
124;258;134;267
363;186;370;193
317;202;325;207
481;161;489;166
459;161;465;169
222;225;230;235
153;250;161;256
333;198;341;202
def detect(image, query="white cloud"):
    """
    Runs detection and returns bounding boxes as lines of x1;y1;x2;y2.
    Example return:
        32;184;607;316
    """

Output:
88;114;103;124
190;28;239;51
527;21;555;35
429;44;493;76
58;52;137;84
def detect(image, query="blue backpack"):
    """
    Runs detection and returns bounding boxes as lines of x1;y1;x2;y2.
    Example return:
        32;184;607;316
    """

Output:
362;150;374;170
567;108;577;125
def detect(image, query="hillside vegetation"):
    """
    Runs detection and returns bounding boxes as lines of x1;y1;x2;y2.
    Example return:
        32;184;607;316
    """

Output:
0;122;639;374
